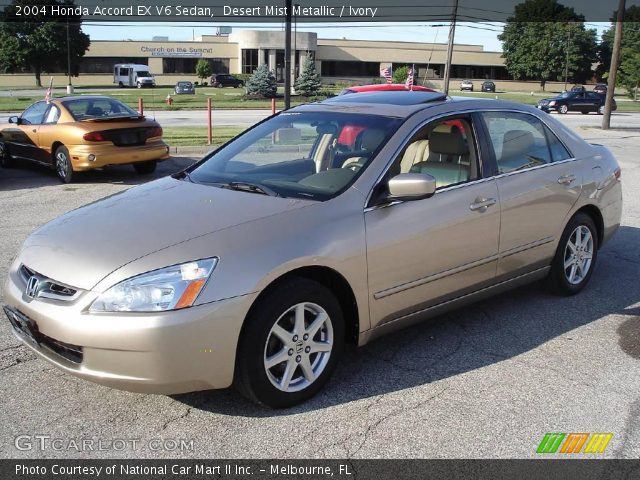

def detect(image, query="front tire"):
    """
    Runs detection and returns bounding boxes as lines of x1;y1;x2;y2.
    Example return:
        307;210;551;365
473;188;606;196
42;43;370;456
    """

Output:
546;212;598;296
133;160;157;174
558;104;569;114
235;277;344;408
0;141;13;168
54;145;74;183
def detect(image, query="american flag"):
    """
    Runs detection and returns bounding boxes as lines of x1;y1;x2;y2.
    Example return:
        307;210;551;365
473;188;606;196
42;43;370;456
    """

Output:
380;66;392;84
405;65;415;89
44;77;53;103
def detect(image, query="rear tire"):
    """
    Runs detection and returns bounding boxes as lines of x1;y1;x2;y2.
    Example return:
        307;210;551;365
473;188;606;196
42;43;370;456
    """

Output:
598;105;605;115
133;160;157;174
235;277;344;408
546;212;598;296
54;145;74;183
0;141;14;168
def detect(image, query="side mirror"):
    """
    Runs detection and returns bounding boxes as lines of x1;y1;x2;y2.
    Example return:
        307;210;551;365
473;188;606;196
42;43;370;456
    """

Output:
387;173;436;201
8;116;19;124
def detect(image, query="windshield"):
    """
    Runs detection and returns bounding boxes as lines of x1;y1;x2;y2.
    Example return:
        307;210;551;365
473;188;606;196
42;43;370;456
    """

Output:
559;92;575;99
178;82;192;87
62;98;140;120
187;111;402;201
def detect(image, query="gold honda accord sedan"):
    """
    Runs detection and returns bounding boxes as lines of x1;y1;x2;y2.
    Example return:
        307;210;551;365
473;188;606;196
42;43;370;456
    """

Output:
0;95;169;183
2;92;622;407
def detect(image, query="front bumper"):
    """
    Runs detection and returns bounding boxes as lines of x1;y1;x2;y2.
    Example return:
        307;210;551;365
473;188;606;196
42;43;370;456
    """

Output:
67;142;170;170
3;265;258;394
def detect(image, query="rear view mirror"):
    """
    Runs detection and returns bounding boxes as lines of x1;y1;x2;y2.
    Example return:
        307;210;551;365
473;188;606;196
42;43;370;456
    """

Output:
387;173;436;201
8;116;19;124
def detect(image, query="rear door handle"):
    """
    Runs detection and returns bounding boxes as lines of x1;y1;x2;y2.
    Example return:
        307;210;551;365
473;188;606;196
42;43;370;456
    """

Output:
469;197;497;212
558;174;576;185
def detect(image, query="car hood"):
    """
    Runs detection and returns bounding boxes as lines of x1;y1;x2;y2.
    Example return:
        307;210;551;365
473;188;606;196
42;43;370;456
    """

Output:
19;177;313;290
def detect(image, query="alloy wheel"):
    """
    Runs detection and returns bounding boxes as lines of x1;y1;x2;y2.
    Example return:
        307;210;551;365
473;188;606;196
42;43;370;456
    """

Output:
56;151;69;179
563;225;594;285
263;302;333;393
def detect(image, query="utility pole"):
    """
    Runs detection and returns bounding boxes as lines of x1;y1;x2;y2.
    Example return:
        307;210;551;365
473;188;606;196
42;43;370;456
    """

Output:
66;20;73;94
602;0;625;130
284;0;292;109
564;24;572;91
443;0;459;95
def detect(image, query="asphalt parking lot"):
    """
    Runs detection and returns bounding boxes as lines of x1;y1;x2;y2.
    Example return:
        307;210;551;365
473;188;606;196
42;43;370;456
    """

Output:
0;118;639;459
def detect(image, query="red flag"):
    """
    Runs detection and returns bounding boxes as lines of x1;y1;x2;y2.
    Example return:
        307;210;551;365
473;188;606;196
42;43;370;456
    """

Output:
380;66;392;84
405;65;414;89
44;77;53;103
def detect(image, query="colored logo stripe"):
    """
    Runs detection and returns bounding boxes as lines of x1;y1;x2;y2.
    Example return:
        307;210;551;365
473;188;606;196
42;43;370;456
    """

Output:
537;433;613;454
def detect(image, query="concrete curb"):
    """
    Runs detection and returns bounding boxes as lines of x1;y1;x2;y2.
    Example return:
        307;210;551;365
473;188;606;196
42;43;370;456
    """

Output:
168;146;217;156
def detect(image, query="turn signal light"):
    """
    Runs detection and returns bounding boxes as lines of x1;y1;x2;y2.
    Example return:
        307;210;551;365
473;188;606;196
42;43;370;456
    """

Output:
148;127;163;138
614;167;621;180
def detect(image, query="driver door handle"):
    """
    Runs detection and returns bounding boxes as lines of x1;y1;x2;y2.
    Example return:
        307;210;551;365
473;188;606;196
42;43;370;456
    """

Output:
558;174;576;185
469;197;496;212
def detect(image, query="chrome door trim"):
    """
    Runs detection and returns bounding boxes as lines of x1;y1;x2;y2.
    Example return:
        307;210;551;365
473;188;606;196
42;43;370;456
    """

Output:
499;236;555;259
373;253;499;300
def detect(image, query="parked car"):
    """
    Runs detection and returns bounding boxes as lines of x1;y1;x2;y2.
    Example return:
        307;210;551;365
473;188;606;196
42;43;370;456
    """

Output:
460;79;474;91
339;84;436;95
174;81;195;95
593;83;607;95
3;91;622;407
211;74;245;88
0;96;169;182
537;91;615;115
481;81;496;92
570;85;586;93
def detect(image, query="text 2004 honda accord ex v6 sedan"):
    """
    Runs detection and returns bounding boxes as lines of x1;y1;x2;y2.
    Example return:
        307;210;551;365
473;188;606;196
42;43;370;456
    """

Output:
3;92;622;408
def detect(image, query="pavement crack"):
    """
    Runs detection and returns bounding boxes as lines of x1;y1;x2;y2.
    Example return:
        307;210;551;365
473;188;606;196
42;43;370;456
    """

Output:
160;407;192;432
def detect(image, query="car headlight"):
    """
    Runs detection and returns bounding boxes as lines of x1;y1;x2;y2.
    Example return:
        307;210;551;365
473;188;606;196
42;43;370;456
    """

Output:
90;258;218;313
549;101;556;106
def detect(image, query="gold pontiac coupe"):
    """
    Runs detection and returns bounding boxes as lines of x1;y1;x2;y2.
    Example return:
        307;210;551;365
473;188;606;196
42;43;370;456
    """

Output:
0;96;170;183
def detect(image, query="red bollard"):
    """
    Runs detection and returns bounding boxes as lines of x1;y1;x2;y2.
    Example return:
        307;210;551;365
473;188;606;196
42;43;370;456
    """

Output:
138;98;144;115
207;97;212;146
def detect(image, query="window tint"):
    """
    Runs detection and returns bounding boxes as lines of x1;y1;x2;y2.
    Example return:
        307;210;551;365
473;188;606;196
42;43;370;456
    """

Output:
480;112;551;174
62;98;139;120
21;102;48;125
393;116;479;189
543;125;572;162
43;105;60;124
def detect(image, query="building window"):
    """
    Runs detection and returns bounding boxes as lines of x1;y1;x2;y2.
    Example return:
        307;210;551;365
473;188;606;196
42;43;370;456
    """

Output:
321;61;380;77
77;58;147;74
162;58;229;74
242;49;259;74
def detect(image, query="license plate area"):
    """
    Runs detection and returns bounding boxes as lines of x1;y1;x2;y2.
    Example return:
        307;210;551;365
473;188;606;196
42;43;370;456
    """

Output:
3;306;39;347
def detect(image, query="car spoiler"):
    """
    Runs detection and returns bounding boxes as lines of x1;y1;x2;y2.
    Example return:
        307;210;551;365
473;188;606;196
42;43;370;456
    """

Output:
81;115;145;122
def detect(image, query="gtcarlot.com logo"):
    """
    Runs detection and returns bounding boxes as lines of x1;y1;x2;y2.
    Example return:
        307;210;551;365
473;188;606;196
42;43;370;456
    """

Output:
14;435;194;452
536;433;613;454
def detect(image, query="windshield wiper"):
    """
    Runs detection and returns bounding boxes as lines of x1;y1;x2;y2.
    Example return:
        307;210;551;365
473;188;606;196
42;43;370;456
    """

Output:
222;181;280;197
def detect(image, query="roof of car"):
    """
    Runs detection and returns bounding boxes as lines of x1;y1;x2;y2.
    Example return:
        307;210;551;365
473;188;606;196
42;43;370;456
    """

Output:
342;84;436;93
291;91;539;118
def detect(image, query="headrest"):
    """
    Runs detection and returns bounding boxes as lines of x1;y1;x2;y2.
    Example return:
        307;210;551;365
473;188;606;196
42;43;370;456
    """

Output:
502;130;534;159
360;129;386;151
429;126;468;155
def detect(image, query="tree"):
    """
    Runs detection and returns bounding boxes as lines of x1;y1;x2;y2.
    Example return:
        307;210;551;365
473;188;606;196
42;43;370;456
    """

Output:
598;6;640;79
246;64;277;97
618;48;640;100
498;0;597;90
195;59;212;84
294;55;322;96
392;65;409;84
0;0;90;86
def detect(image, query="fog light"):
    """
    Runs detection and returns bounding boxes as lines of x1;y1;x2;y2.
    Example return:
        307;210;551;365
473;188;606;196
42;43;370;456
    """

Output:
88;154;96;162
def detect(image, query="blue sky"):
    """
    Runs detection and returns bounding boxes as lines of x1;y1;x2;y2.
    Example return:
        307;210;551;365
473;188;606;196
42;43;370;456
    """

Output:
82;22;610;53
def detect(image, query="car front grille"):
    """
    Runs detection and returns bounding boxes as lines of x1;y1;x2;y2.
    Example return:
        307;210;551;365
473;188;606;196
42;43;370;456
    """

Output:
19;265;80;301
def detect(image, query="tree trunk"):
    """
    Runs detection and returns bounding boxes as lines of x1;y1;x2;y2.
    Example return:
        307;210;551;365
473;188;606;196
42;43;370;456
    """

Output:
34;68;41;87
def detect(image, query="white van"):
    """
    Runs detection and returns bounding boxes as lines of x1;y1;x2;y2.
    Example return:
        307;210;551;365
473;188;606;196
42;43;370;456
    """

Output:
113;64;156;88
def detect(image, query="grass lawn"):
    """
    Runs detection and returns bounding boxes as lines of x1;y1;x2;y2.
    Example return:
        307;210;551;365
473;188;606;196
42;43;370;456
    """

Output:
162;126;244;147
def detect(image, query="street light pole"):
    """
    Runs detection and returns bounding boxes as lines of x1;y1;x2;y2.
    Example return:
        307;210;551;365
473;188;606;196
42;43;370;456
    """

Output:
603;0;626;130
66;20;73;94
284;0;292;109
443;0;459;95
564;24;572;91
